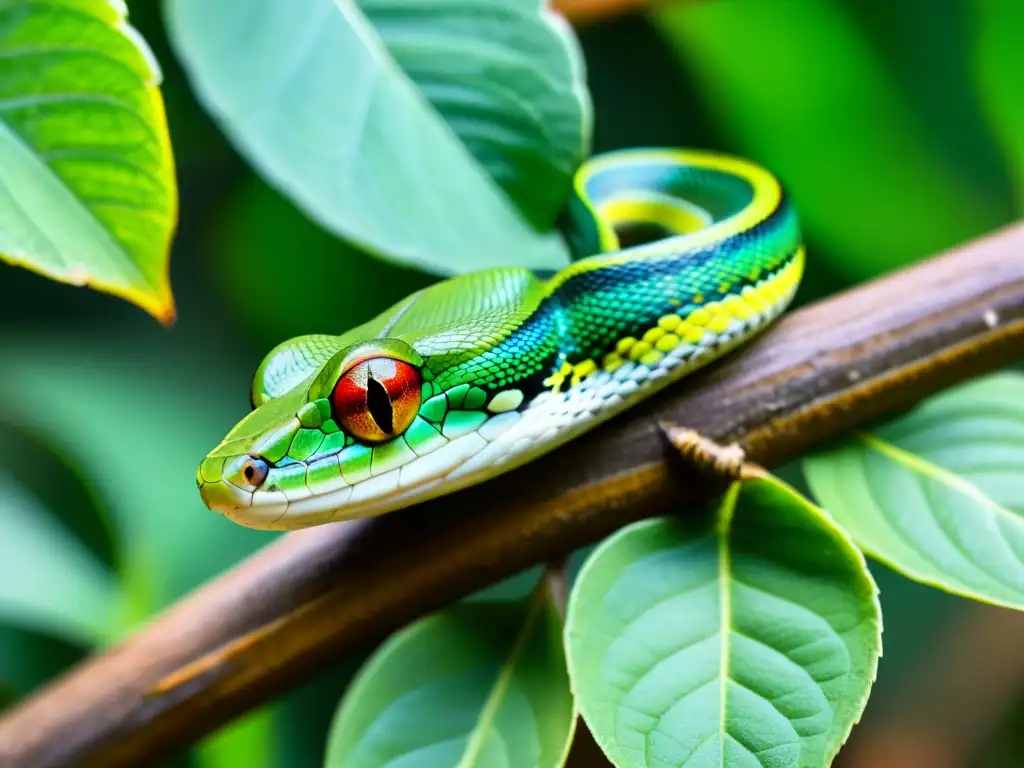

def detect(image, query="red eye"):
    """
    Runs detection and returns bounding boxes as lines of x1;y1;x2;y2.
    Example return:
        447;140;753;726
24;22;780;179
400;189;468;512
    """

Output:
331;357;422;443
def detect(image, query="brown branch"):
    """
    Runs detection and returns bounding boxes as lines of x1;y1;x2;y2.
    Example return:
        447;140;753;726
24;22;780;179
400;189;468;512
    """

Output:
1;225;1023;767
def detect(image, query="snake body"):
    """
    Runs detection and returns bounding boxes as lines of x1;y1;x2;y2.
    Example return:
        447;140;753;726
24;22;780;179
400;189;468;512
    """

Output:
198;149;804;530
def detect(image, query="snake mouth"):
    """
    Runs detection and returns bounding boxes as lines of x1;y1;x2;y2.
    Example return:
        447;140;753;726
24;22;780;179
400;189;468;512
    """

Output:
199;404;534;531
236;432;497;530
198;357;670;530
198;478;249;514
197;474;252;517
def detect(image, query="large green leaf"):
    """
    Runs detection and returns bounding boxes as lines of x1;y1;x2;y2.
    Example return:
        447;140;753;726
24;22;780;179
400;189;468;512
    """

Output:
376;0;590;232
0;471;116;644
804;372;1024;610
972;0;1024;207
0;0;177;322
654;0;1003;280
325;581;575;767
165;0;584;276
566;475;881;768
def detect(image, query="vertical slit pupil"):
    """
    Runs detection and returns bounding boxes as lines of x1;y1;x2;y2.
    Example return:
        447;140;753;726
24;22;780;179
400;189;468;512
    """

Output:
366;376;394;434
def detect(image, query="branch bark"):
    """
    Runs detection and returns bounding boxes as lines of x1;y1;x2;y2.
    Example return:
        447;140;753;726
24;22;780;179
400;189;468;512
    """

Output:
2;225;1023;767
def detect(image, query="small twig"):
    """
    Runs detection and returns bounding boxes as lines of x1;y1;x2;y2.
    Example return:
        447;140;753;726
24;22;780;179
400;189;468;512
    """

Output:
659;421;747;480
0;225;1022;767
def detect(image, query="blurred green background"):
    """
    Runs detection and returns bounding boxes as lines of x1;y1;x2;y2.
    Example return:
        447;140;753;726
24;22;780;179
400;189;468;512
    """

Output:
1;1;1022;766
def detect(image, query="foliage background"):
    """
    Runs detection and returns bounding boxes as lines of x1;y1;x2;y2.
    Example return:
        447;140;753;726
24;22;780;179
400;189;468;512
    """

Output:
1;1;1022;766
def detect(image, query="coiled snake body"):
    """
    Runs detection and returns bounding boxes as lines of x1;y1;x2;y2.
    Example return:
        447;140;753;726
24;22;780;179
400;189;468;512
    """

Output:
198;149;804;530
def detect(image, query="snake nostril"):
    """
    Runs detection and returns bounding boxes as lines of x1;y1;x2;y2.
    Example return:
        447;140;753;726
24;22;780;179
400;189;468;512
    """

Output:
243;457;269;486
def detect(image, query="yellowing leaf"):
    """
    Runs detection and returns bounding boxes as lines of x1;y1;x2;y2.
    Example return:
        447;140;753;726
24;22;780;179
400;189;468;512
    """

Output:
0;0;177;322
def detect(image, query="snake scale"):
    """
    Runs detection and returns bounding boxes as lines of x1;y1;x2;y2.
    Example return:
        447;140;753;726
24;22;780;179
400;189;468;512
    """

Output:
197;149;804;530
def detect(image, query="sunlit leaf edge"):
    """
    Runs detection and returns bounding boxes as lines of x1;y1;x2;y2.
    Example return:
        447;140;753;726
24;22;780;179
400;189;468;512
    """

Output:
0;0;178;322
803;429;1024;613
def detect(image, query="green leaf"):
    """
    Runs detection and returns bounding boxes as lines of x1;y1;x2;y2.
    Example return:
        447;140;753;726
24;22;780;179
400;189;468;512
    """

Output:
0;0;177;322
165;0;583;276
374;0;590;232
325;581;575;768
972;0;1024;208
566;474;881;768
804;372;1024;610
0;470;117;644
653;0;1004;279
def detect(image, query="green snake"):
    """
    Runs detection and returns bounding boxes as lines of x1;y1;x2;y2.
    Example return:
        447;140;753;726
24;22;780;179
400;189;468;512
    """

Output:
197;149;804;530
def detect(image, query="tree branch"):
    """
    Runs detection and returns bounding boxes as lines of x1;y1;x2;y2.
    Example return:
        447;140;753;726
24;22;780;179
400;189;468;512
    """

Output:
2;225;1023;767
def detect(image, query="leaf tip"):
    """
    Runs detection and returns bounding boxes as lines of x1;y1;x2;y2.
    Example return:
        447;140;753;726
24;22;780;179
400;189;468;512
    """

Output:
154;302;178;327
108;279;177;326
101;280;178;327
145;287;178;327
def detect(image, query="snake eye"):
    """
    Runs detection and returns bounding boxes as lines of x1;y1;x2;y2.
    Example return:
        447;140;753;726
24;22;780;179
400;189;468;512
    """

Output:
331;357;422;443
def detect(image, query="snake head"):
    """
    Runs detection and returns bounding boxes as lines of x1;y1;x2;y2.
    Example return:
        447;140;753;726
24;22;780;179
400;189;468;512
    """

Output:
197;337;527;530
